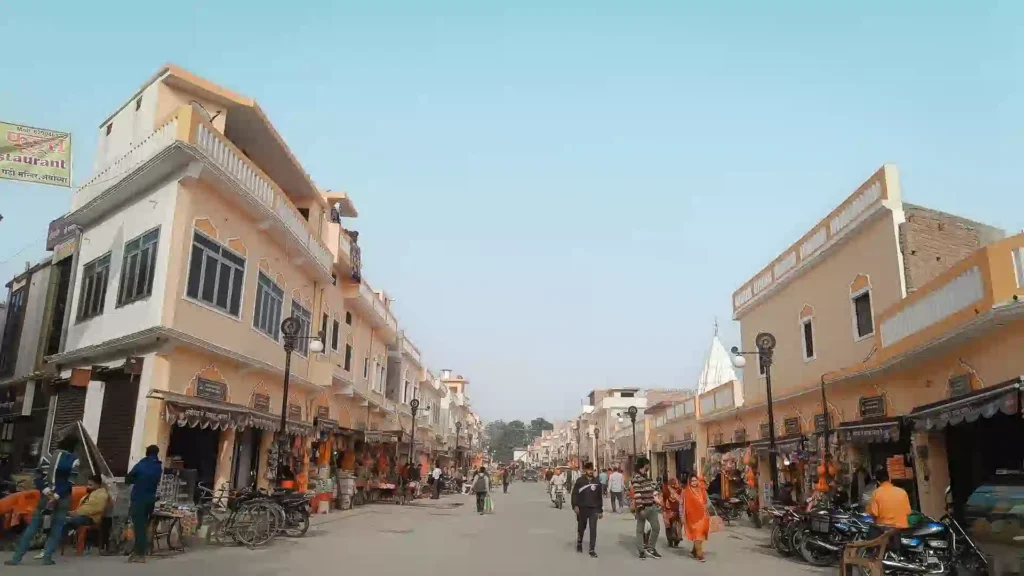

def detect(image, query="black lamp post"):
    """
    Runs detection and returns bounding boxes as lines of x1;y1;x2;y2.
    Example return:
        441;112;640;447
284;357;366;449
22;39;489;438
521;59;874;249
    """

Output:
731;332;778;501
576;417;583;468
819;372;837;488
279;317;324;478
455;421;462;469
408;399;420;466
594;427;601;470
627;405;638;460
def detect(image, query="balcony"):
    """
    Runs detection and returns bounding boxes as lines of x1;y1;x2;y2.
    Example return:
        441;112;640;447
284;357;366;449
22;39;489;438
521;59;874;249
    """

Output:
600;396;648;411
342;280;399;342
874;234;1024;362
402;336;422;366
72;104;334;282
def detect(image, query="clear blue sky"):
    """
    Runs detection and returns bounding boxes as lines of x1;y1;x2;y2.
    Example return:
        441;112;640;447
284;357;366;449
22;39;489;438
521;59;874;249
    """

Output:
1;2;1021;422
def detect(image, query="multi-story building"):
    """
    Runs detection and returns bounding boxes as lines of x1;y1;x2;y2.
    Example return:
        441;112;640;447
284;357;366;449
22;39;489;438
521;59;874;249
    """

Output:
710;164;1005;507
40;65;481;490
580;388;647;473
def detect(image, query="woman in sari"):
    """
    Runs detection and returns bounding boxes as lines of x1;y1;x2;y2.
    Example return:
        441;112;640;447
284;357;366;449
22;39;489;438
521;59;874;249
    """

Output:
661;477;683;547
682;472;711;562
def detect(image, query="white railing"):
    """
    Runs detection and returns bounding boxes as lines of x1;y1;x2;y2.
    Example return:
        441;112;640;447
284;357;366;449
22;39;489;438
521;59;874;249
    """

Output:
338;229;352;261
402;337;422;365
306;235;333;272
196;124;274;209
600;396;648;410
880;266;985;347
359;282;398;333
76;118;179;209
274;199;311;246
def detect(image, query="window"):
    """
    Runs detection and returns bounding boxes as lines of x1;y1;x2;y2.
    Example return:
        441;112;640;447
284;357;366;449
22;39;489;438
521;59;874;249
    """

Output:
298;208;309;221
853;291;874;339
331;319;340;351
320;313;329;349
105;123;112;136
117;227;159;307
290;300;312;356
345;312;352;325
343;343;353;371
620;391;634;398
252;272;284;339
185;231;246;317
362;355;370;380
77;253;111;321
135;97;142;111
0;287;27;376
802;318;815;361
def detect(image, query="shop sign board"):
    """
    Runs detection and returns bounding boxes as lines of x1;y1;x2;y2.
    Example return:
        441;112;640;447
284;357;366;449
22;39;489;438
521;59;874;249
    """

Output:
859;395;887;418
195;378;228;402
814;413;830;432
252;393;271;412
733;429;746;442
948;375;971;398
316;405;330;419
0;120;72;187
783;417;801;435
288;403;302;421
46;215;78;251
759;422;771;438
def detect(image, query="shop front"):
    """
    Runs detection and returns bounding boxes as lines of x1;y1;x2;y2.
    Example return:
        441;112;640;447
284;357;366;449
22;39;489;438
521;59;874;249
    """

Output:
751;425;809;505
836;394;919;510
706;428;752;498
908;377;1023;521
0;379;48;475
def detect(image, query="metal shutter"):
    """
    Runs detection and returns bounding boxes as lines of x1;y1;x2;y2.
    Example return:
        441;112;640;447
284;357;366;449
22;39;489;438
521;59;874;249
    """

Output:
50;386;87;451
96;376;140;476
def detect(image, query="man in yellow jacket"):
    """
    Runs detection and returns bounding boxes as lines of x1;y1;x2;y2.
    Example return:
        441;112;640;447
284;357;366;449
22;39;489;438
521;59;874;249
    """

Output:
67;475;109;530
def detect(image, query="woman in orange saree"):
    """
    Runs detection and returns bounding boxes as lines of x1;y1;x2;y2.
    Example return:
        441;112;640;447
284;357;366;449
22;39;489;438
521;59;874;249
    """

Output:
661;477;683;547
682;473;711;562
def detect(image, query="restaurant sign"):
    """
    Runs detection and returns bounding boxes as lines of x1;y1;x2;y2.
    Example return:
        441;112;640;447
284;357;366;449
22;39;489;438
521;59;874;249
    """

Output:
1;121;72;187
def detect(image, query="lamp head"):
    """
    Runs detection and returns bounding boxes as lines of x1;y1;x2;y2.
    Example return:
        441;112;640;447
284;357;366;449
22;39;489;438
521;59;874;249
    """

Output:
309;339;325;354
731;354;747;368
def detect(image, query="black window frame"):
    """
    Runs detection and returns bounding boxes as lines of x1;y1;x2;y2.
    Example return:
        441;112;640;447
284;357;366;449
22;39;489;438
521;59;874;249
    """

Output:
252;271;284;340
331;319;340;351
320;312;329;349
185;230;246;318
343;343;353;372
0;286;28;377
802;318;815;360
853;291;874;338
77;252;112;322
290;300;313;357
345;311;352;325
116;227;160;307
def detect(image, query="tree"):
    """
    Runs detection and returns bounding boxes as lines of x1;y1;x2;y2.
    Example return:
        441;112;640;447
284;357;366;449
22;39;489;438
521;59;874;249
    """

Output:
485;417;554;463
529;418;554;441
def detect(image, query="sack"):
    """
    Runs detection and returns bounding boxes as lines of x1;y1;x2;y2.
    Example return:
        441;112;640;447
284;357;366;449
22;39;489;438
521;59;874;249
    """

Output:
484;496;494;513
709;514;725;534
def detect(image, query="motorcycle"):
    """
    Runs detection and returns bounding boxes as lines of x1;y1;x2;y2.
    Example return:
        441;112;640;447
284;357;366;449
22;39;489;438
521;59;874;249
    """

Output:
875;512;987;575
799;506;876;567
552;485;565;509
709;493;744;523
269;491;312;537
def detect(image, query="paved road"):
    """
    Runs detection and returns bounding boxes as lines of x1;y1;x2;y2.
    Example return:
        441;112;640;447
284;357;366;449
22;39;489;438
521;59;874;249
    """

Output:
3;482;830;575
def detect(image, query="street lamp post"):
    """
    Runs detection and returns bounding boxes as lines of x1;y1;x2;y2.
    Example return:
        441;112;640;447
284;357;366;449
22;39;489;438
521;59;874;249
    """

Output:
279;317;324;480
576;417;583;468
408;399;420;467
731;332;778;501
594;427;601;470
455;421;462;470
627;405;638;461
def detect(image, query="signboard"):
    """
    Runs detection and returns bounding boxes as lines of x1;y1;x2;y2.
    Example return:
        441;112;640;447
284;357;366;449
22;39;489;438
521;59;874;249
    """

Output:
948;375;971;398
46;215;78;251
783;417;801;435
711;432;724;446
1;121;72;187
252;393;271;412
316;405;330;419
195;378;227;402
814;413;830;433
859;395;887;418
288;403;302;421
733;429;746;442
759;423;771;439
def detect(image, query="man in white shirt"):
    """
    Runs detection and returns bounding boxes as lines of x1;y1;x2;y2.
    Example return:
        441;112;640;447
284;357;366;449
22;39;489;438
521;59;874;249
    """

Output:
550;468;567;503
608;468;625;513
431;465;443;499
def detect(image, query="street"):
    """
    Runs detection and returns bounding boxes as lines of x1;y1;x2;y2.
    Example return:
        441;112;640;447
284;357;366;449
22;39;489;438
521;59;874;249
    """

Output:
3;483;830;575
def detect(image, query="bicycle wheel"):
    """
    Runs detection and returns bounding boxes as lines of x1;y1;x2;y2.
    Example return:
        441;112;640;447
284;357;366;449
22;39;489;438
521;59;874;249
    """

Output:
234;503;275;548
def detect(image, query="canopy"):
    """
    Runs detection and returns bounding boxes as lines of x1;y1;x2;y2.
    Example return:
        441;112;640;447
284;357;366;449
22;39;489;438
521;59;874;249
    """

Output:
837;417;903;443
909;379;1021;431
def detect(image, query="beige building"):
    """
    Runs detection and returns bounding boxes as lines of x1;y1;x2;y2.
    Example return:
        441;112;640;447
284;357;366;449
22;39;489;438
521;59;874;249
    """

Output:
44;65;480;490
702;164;1006;507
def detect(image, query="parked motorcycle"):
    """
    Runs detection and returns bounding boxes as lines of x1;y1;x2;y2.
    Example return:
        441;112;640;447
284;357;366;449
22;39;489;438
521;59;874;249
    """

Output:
709;493;745;523
269;491;313;537
873;512;988;575
799;506;876;567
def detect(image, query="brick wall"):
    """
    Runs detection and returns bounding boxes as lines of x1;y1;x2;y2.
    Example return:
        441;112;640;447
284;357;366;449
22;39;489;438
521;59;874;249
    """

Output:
899;204;1005;293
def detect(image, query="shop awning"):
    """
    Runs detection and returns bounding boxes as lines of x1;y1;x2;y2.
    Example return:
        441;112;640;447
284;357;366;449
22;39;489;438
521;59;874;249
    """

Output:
154;390;250;430
750;434;805;454
711;440;748;453
837;417;903;443
247;411;279;432
909;378;1021;431
663;440;696;451
314;416;340;433
364;431;400;444
285;421;314;437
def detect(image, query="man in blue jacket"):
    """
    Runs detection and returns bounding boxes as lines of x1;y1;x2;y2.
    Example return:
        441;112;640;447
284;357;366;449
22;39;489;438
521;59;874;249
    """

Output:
125;445;162;563
6;437;80;566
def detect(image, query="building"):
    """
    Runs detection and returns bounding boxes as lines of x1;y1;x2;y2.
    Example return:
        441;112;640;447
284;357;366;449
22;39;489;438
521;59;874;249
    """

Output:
711;164;1005;507
40;64;483;490
579;388;647;473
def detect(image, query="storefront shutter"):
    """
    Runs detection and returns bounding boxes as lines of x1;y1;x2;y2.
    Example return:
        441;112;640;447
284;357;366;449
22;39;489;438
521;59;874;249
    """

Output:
96;376;140;476
50;386;87;451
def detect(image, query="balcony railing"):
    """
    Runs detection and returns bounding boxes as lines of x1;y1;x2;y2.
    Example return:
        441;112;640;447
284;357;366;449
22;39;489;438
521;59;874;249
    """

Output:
75;105;334;278
353;281;398;334
402;337;422;366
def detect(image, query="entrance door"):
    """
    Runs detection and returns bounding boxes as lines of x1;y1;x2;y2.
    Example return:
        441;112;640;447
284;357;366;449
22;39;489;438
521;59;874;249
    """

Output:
945;412;1024;521
168;425;221;495
50;386;86;451
231;428;262;490
675;448;696;479
96;375;141;476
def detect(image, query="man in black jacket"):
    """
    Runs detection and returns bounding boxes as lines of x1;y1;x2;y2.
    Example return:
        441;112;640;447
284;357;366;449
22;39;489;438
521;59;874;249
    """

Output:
571;462;603;558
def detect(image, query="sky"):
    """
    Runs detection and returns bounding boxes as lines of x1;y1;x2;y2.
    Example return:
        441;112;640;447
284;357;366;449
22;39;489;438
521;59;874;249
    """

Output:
1;2;1022;422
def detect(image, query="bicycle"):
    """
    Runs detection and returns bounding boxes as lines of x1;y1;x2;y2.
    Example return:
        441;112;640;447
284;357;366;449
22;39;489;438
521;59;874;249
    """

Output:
196;484;277;549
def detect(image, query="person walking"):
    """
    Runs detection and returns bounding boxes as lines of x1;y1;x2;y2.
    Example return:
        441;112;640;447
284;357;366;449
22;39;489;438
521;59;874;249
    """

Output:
471;466;490;514
431;463;443;499
598;468;609;498
125;445;163;563
502;467;510;494
608;467;625;513
5;437;80;566
571;462;603;558
682;472;711;562
661;476;684;547
631;457;662;559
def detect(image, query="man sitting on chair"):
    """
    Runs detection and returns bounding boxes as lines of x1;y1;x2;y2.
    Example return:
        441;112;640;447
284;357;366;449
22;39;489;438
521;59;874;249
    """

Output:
67;475;109;530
